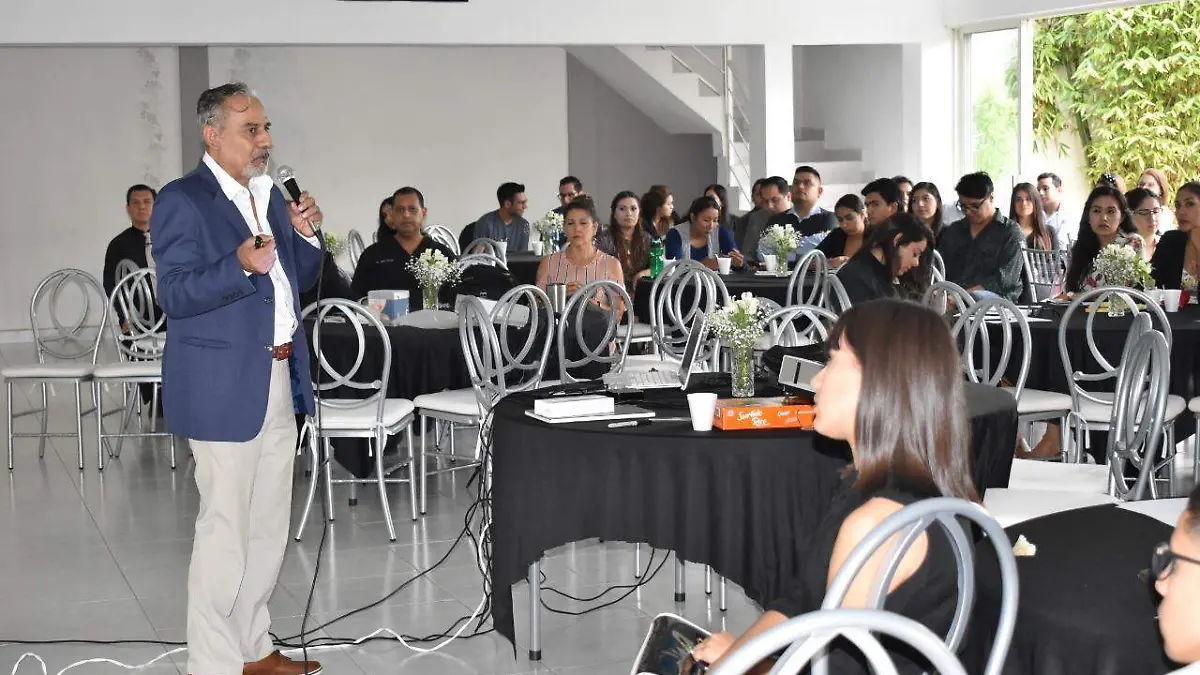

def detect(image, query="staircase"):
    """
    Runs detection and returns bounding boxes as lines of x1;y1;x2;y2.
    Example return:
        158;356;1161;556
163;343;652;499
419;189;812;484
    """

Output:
567;46;874;214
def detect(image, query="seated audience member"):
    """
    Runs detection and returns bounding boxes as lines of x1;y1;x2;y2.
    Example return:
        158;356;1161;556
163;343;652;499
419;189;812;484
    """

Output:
792;165;829;220
910;182;946;239
351;187;457;309
1139;168;1177;231
861;178;902;229
1127;187;1163;261
473;182;530;250
1010;182;1059;252
665;196;744;270
837;214;934;305
757;166;838;264
552;176;583;216
936;172;1025;301
1061;185;1141;295
1098;171;1127;193
740;176;795;265
595;191;652;294
1038;172;1077;245
691;298;978;674
104;184;158;299
704;183;733;229
376;196;392;240
733;178;768;251
641;185;676;239
892;175;914;212
1154;483;1200;672
818;194;869;268
1151;181;1200;291
536;196;625;310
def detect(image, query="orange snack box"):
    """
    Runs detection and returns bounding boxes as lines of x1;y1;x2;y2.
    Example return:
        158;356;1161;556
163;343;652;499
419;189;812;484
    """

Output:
712;396;816;431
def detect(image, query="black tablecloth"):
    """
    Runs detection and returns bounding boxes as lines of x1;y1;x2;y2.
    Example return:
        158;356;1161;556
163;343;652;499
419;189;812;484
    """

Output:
632;272;793;323
966;505;1176;675
506;252;542;286
490;376;1018;647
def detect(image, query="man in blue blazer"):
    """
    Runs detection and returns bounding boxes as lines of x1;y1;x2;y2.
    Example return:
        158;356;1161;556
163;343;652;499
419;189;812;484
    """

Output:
152;83;323;675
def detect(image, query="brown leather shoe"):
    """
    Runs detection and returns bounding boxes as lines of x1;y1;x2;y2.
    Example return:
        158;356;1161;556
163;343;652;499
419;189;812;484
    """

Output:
243;651;322;675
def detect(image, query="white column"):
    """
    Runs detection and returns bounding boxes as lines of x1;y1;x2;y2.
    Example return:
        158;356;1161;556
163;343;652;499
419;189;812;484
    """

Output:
740;43;795;180
1018;19;1036;179
901;35;957;190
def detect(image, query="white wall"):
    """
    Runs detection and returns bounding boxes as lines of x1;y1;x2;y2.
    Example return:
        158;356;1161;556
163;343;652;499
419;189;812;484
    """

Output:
1;0;948;46
566;55;717;215
207;46;569;237
796;45;908;179
0;47;181;338
946;0;1159;27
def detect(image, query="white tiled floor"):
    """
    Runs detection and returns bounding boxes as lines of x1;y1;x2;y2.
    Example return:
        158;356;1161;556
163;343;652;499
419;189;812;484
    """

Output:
0;342;759;675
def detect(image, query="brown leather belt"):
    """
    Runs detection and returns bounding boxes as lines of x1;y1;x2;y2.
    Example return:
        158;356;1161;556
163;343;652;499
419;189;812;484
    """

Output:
271;342;293;360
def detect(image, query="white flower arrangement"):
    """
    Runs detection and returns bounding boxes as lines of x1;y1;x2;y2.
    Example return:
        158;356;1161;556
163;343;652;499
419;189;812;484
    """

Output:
762;224;800;258
406;249;462;290
707;292;770;350
1093;243;1154;289
323;232;345;257
532;211;564;240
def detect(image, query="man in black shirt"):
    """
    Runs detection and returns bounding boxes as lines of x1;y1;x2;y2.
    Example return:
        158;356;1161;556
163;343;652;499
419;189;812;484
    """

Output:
351;186;457;309
936;172;1025;301
103;184;157;298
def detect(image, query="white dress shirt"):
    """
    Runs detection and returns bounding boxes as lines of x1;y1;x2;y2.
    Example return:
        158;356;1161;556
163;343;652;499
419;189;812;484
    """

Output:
203;153;318;345
1044;206;1078;247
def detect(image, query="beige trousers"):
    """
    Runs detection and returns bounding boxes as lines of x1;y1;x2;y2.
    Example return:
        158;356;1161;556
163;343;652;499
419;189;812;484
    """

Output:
187;359;296;675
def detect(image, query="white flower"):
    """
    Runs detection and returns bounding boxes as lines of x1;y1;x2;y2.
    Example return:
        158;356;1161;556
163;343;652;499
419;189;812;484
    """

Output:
406;249;462;290
1093;242;1154;289
763;224;800;256
533;211;564;238
707;293;770;349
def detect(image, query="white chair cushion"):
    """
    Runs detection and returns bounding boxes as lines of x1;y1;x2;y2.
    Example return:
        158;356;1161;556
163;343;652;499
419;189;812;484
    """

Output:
1189;397;1200;414
413;388;480;418
1;363;94;379
1118;497;1189;526
1006;457;1110;493
1005;387;1072;415
317;398;415;431
982;488;1120;528
92;361;162;379
1073;394;1186;424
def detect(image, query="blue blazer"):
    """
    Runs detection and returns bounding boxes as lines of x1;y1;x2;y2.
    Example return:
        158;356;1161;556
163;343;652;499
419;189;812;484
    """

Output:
151;162;322;443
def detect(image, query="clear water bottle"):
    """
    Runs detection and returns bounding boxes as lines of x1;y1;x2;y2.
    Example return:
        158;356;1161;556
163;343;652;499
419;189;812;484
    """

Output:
649;238;665;279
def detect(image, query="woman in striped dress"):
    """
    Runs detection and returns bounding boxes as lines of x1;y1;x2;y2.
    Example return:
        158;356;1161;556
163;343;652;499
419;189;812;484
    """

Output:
536;195;625;313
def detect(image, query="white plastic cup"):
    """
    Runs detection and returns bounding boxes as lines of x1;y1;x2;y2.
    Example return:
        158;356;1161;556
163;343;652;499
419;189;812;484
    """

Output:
496;241;508;258
530;240;544;256
716;256;732;274
762;254;777;272
687;392;719;432
1147;289;1165;307
1163;289;1182;313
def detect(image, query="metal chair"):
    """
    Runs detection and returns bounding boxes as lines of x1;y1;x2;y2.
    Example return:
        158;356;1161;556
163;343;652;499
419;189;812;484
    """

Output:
457;252;508;270
785;249;829;307
294;299;418;542
4;269;107;470
414;285;554;514
424;224;460;256
710;609;968;675
1021;247;1066;302
347;229;366;270
801;498;1017;675
824;273;853;315
556;280;633;382
922;279;976;316
763;304;838;349
1057;286;1183;465
91;268;174;470
931;249;947;282
631;260;726;368
464;238;508;264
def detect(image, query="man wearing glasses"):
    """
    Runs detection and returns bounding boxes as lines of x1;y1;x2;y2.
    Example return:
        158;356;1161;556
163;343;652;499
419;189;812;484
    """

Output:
473;181;530;251
935;172;1025;301
552;176;584;216
1154;483;1200;671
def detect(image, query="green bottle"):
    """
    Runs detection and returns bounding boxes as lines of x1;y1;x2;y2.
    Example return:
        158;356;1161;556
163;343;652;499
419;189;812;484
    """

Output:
649;238;665;279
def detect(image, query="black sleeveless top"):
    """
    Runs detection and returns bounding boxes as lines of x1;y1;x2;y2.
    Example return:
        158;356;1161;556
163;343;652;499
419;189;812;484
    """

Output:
766;472;961;674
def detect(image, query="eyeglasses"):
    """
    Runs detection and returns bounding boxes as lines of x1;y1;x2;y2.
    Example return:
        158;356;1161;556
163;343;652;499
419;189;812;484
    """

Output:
1151;542;1200;579
1135;207;1164;217
957;198;989;213
558;192;578;201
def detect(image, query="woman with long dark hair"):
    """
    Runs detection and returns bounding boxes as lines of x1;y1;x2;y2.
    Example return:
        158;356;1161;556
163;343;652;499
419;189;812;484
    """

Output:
817;194;868;268
640;186;675;238
704;183;731;228
1062;185;1140;295
595;190;653;293
691;298;978;674
1151;181;1200;291
836;214;935;305
1009;182;1058;251
536;196;624;307
663;196;743;270
375;196;394;242
910;182;945;238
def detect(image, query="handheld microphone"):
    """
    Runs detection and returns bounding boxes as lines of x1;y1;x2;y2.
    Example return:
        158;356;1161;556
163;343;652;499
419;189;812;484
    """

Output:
277;165;321;237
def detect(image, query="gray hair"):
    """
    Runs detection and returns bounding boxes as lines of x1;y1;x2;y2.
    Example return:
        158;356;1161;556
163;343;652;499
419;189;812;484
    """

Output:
197;82;258;130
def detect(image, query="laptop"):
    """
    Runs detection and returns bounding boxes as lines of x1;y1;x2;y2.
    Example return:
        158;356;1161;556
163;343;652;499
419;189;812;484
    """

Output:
778;355;824;394
603;315;708;391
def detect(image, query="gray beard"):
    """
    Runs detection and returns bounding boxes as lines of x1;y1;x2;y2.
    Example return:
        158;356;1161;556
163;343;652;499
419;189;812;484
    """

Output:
244;161;269;179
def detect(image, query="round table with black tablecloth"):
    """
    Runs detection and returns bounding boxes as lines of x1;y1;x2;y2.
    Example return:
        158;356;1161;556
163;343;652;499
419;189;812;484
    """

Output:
632;271;795;323
489;375;1018;650
966;505;1178;675
505;252;543;286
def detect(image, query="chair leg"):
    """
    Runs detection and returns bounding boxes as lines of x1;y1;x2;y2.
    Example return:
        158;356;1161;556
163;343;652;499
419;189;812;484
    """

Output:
37;383;48;459
150;383;160;431
94;382;105;471
375;433;397;541
705;566;712;595
294;423;319;541
168;432;177;470
719;577;727;612
674;557;686;602
7;381;15;470
323;438;335;522
419;415;428;515
73;382;84;470
406;425;418;522
634;543;643;579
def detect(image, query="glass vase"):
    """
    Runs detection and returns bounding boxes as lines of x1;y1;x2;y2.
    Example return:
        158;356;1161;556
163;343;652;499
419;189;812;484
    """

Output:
1106;295;1127;317
776;257;790;277
421;284;440;311
729;344;756;398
